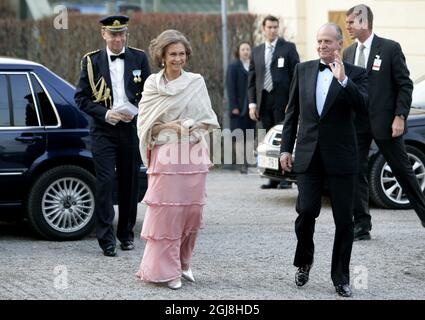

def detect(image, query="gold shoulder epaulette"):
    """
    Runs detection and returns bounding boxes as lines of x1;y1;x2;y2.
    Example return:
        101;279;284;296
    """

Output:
128;46;145;52
80;49;101;70
86;55;112;109
83;49;100;58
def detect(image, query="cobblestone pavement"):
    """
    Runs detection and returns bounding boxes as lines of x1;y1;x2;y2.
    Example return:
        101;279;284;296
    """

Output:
1;169;424;300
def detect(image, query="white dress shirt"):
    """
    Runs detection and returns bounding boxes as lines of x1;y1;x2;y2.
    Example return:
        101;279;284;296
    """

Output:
316;61;348;116
107;46;129;108
242;60;250;72
105;47;129;123
354;33;374;67
316;67;333;116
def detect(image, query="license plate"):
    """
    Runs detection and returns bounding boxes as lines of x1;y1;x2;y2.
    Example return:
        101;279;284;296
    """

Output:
258;155;279;170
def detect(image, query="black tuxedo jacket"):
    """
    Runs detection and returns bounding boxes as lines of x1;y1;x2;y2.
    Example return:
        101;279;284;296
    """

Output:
226;59;249;117
248;37;299;116
343;35;413;139
75;47;151;129
281;60;368;175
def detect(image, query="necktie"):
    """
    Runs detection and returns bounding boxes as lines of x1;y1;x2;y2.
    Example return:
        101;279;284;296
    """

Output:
356;44;366;68
264;45;274;92
110;53;125;61
319;63;331;72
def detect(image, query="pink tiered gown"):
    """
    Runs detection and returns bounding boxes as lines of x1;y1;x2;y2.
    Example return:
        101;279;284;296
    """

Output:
136;142;211;283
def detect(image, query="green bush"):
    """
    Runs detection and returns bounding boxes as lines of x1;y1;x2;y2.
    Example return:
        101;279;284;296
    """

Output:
0;13;257;125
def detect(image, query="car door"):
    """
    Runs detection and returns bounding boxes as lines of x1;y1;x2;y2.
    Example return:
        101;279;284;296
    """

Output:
0;72;47;204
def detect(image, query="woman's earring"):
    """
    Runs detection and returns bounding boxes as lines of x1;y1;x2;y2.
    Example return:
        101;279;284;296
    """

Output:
161;60;165;68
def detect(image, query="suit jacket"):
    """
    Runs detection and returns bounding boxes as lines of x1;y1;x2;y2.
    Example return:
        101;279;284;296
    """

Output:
280;60;368;175
74;47;151;129
343;35;413;139
226;59;249;117
247;38;299;116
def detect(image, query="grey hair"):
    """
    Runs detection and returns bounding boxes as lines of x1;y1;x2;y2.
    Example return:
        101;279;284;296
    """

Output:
319;23;344;42
149;29;192;68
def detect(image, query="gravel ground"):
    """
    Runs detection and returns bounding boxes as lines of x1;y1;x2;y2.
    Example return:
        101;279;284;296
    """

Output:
1;169;424;300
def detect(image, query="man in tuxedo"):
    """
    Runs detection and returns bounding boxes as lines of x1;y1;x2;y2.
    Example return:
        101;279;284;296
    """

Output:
75;15;151;256
280;23;368;297
248;15;300;189
343;4;425;241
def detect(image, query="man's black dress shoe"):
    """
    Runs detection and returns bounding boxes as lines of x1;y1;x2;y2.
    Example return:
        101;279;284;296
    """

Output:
277;181;292;189
103;246;117;257
260;182;279;189
354;230;371;241
335;284;352;297
295;264;312;287
120;240;135;251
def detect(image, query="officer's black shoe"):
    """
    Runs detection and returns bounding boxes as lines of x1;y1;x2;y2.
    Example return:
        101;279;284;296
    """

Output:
103;246;117;257
295;264;312;287
120;240;135;251
354;231;371;241
335;284;352;297
354;225;372;241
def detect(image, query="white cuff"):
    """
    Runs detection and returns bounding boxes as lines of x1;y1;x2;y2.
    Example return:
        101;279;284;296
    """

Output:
249;103;257;109
105;110;119;126
338;76;348;88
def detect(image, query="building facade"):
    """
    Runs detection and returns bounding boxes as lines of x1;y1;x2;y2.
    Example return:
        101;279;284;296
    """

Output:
248;0;425;81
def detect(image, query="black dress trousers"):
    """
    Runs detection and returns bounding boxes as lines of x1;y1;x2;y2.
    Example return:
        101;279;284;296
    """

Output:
91;120;140;250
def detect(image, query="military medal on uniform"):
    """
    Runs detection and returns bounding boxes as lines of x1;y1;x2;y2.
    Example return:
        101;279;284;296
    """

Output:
133;70;142;83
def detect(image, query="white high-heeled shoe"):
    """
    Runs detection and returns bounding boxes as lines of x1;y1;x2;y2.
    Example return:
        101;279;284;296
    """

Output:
182;268;195;282
167;278;182;290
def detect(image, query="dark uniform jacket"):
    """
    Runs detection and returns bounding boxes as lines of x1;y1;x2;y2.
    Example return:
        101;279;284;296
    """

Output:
75;47;151;128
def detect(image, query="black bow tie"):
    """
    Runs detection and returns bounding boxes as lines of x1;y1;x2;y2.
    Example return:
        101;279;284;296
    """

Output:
319;63;331;72
110;53;125;61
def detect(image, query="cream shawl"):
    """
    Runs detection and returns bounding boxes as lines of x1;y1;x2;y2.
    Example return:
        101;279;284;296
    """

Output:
137;69;220;166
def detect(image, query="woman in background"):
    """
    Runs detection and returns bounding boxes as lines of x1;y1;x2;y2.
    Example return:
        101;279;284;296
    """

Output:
226;42;256;173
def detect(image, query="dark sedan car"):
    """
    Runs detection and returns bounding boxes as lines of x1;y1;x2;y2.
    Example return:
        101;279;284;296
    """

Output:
257;77;425;210
0;57;147;240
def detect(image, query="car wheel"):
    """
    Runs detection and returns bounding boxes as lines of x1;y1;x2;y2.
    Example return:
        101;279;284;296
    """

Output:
27;165;96;240
369;145;425;209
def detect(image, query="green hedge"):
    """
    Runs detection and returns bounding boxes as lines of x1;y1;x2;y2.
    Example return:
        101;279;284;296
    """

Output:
0;13;257;125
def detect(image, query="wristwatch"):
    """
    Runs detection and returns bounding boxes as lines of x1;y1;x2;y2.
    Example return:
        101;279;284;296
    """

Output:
396;114;406;120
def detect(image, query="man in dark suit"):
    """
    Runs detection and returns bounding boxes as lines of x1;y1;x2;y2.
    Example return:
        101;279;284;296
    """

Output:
343;4;425;241
248;15;300;189
280;23;368;297
75;15;151;257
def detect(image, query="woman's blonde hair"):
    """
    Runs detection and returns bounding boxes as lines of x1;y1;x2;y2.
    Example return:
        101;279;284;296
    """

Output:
149;29;192;68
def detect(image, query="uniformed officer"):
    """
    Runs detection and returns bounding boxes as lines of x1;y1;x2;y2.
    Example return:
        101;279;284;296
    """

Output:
75;15;151;257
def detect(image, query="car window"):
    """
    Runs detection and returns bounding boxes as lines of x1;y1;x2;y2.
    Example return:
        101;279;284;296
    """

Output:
30;74;58;126
9;74;40;127
0;74;10;126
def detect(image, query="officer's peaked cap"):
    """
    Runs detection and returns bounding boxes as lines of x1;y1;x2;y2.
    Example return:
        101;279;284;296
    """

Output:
99;15;129;33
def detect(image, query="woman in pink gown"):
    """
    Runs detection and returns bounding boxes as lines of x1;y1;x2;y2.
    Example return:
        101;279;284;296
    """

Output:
136;30;219;290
